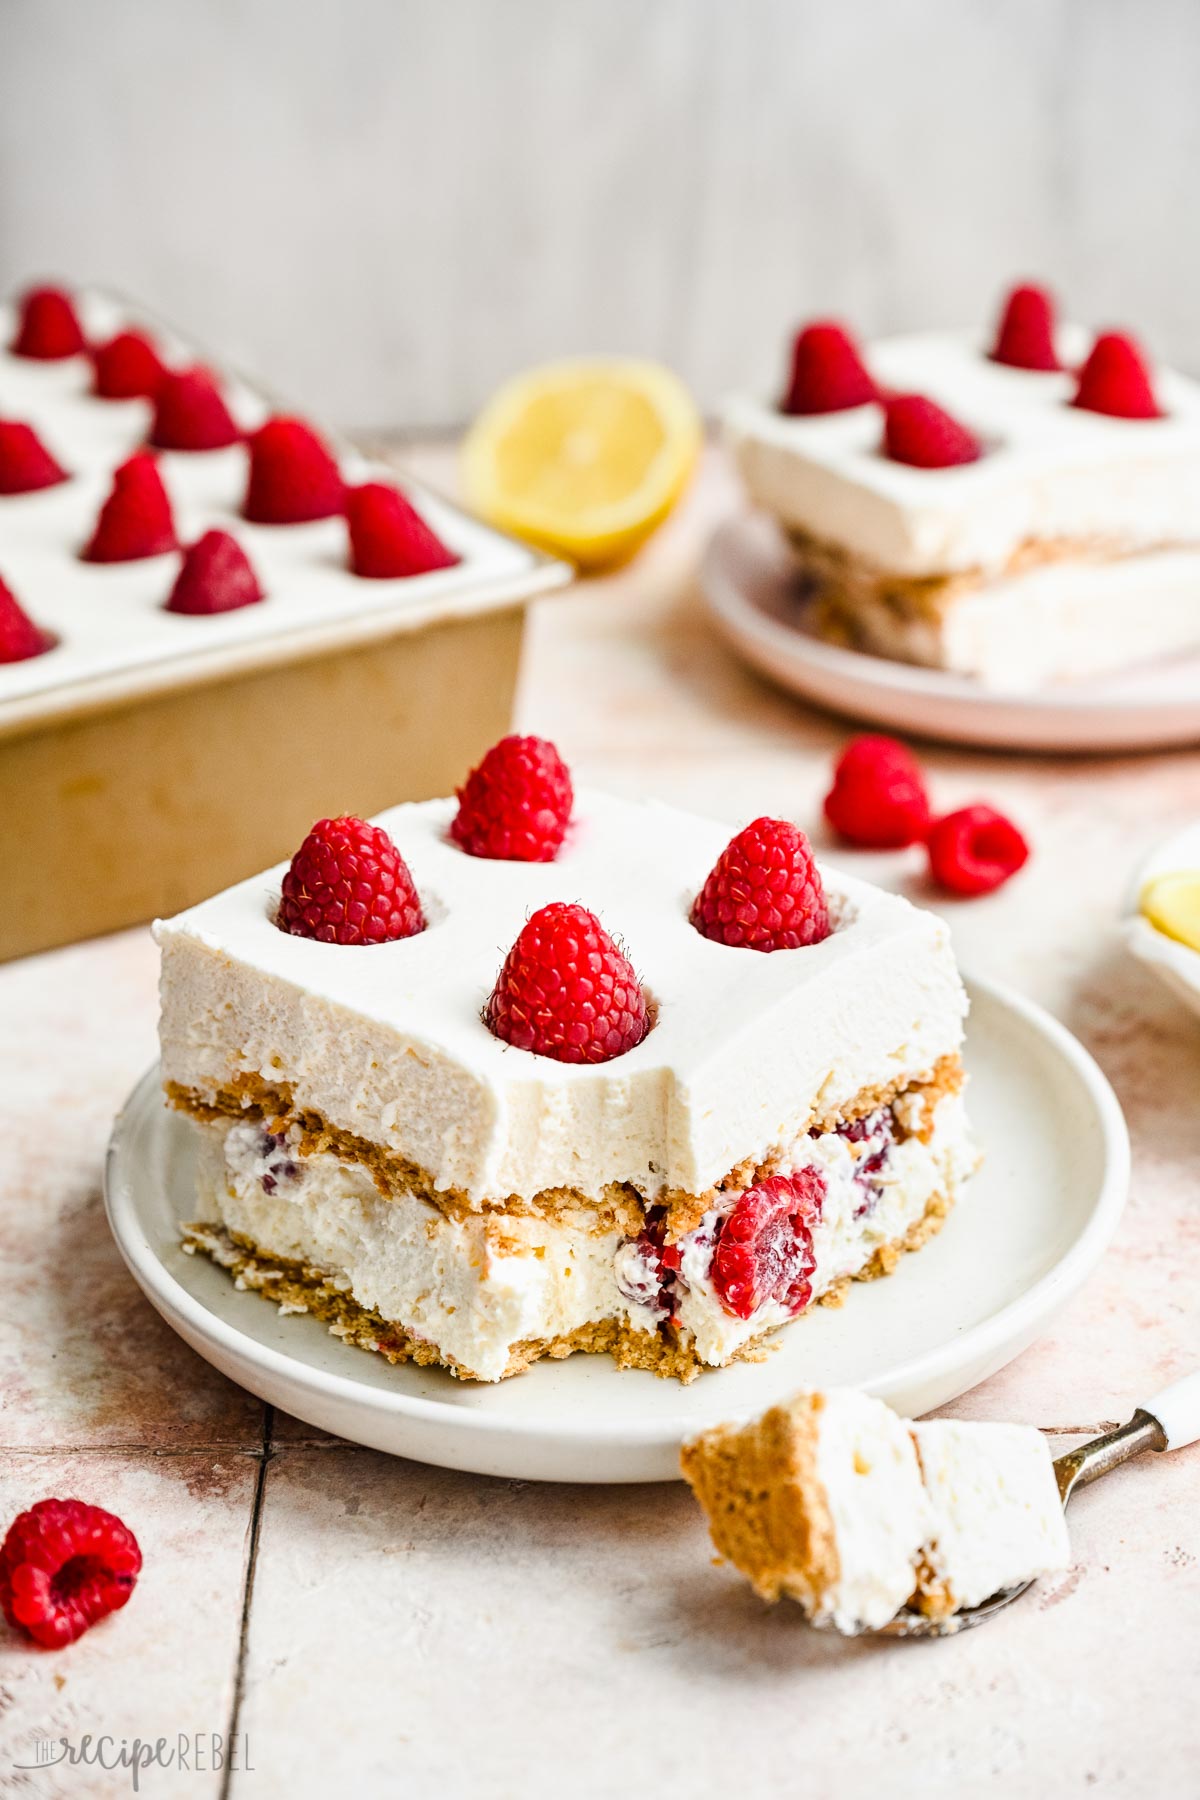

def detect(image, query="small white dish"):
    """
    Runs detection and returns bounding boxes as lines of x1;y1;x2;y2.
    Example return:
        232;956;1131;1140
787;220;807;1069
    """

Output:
1123;821;1200;1021
104;975;1129;1484
701;513;1200;753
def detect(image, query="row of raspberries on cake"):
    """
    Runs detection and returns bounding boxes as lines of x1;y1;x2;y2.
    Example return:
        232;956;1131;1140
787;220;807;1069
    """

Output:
275;734;830;1062
0;287;459;656
272;730;1026;1067
780;282;1163;465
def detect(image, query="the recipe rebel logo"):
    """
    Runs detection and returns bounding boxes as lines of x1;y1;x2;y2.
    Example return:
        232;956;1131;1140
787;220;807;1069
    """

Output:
12;1731;254;1789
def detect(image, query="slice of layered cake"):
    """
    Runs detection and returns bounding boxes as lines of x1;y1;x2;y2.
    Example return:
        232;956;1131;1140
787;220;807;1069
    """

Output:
681;1389;1070;1630
157;737;976;1382
725;283;1200;689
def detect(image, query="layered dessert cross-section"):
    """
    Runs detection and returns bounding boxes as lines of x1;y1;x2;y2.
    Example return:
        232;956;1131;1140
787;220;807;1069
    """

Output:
158;749;976;1383
725;285;1200;690
681;1389;1070;1630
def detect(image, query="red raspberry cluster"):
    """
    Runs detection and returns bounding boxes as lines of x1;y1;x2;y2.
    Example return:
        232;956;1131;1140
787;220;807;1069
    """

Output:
778;281;1166;468
0;283;461;656
823;734;1029;897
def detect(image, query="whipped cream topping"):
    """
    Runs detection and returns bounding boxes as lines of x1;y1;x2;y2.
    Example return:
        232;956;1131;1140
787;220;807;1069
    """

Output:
0;289;557;717
725;325;1200;577
157;790;968;1206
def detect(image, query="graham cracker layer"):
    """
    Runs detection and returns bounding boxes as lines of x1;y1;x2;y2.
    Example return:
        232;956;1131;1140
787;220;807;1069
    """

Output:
680;1391;840;1605
784;524;1168;625
166;1053;963;1239
182;1185;956;1387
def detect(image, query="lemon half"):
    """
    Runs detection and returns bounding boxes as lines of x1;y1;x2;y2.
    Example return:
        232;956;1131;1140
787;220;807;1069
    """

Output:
1140;870;1200;952
462;359;701;570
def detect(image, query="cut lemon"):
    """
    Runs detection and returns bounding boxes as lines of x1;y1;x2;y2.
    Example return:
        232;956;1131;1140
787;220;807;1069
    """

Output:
461;359;701;571
1140;870;1200;951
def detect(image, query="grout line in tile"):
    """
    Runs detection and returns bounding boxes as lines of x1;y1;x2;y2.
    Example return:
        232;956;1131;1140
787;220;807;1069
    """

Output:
220;1402;274;1800
0;1441;271;1457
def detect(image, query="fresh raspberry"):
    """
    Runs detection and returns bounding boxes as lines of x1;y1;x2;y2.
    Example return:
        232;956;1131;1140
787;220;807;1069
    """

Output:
91;329;165;401
823;735;931;849
1071;331;1163;420
691;818;829;951
346;481;459;578
989;283;1061;371
243;417;344;524
710;1169;825;1320
0;420;68;494
926;804;1030;897
0;575;54;664
0;1498;142;1649
10;286;87;360
148;367;240;452
277;816;425;945
882;394;983;467
165;530;265;616
450;734;573;862
780;321;877;416
81;453;177;562
484;902;649;1064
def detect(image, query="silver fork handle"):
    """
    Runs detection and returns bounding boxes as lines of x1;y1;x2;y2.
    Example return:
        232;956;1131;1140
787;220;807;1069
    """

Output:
1053;1368;1200;1504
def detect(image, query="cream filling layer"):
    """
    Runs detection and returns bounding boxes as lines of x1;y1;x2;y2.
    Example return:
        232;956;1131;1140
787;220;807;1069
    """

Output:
912;1420;1071;1609
191;1091;974;1382
811;1392;937;1632
820;547;1200;690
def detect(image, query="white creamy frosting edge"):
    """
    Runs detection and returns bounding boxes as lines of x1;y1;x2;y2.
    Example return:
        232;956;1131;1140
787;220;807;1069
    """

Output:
725;326;1200;578
157;790;969;1205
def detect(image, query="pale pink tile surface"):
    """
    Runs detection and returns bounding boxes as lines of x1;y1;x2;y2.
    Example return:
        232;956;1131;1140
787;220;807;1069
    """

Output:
0;1451;256;1797
0;933;262;1450
2;439;1198;1791
238;1443;1199;1799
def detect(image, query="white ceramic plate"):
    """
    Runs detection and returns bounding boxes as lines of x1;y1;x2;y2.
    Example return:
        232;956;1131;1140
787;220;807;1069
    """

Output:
105;975;1128;1484
1123;820;1200;1022
701;513;1200;753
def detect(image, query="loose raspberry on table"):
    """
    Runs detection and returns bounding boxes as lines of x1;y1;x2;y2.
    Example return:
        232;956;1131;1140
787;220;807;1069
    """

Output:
710;1169;825;1320
148;367;241;452
10;286;87;360
824;734;931;849
1071;331;1163;419
484;902;649;1064
0;420;68;495
0;575;54;664
691;817;830;951
91;329;165;401
0;1498;142;1649
165;530;265;616
346;482;459;578
989;282;1061;371
780;321;876;415
450;734;573;862
926;804;1030;897
243;417;344;524
277;816;425;945
82;453;177;563
882;394;982;467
